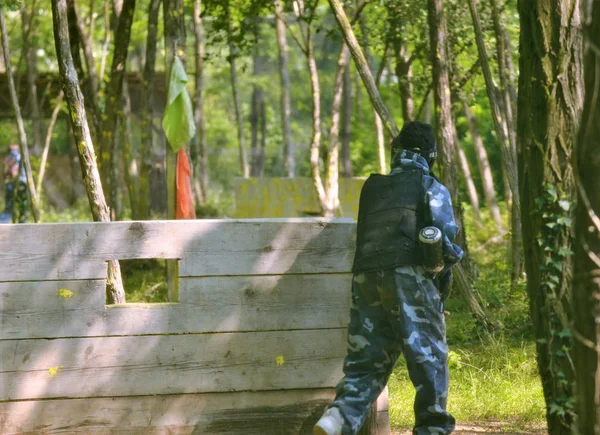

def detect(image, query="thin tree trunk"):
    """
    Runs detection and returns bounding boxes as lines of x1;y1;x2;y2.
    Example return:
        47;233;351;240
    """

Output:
517;0;583;432
228;4;249;178
259;93;267;177
458;92;503;230
99;0;111;83
490;0;522;286
73;1;99;94
324;45;350;217
427;0;468;256
468;0;519;216
327;0;399;138
121;81;139;218
139;0;161;220
22;5;43;156
163;0;186;302
99;0;136;219
455;128;483;227
393;35;414;122
250;43;265;179
572;3;600;432
37;91;64;197
341;62;353;178
0;8;40;223
360;16;386;173
428;0;490;325
275;0;294;177
192;0;208;203
51;0;125;304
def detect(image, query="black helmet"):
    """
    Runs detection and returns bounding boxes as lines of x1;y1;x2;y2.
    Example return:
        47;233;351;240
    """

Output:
391;121;437;166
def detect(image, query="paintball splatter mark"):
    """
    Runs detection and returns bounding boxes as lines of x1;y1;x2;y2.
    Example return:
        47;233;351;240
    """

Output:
58;289;74;299
275;355;285;366
48;366;62;376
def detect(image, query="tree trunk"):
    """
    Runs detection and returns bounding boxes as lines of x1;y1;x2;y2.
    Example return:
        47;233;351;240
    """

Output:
250;44;266;178
275;0;294;177
490;0;523;286
51;0;125;304
517;0;583;432
457;92;504;231
120;81;140;219
327;0;399;138
455;128;483;227
572;3;600;432
163;0;186;302
427;0;468;257
324;44;350;217
228;4;249;179
468;0;519;215
73;1;99;94
99;0;111;83
66;0;100;144
428;0;490;325
0;8;40;223
341;62;353;178
37;91;64;198
393;36;414;122
22;5;43;156
139;0;161;220
193;0;208;203
99;0;136;219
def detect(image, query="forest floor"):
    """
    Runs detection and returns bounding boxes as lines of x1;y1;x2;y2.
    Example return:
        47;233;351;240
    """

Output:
393;421;547;434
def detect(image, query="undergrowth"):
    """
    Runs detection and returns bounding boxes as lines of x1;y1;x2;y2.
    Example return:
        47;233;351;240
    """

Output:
389;203;545;431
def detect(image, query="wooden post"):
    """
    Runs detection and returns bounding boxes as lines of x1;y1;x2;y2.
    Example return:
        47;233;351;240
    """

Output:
163;0;186;302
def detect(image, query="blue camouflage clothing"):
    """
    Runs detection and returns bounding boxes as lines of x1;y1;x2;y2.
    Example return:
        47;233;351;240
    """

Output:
328;150;462;435
390;149;463;268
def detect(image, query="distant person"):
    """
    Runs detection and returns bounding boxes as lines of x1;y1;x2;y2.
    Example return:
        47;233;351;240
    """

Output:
1;144;28;223
313;121;463;435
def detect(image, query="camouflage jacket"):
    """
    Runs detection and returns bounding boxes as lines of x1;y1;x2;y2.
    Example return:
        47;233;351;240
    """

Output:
390;149;464;267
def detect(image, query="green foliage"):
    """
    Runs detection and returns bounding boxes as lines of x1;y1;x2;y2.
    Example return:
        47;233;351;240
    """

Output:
1;0;21;11
389;337;544;430
120;259;169;303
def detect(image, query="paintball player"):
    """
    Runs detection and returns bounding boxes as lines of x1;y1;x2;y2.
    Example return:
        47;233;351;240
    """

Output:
314;121;463;435
0;144;28;223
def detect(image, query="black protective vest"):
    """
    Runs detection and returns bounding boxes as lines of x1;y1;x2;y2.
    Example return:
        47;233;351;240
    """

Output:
352;169;424;273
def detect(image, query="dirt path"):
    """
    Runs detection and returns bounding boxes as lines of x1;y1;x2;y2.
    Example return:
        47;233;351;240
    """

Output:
393;422;547;434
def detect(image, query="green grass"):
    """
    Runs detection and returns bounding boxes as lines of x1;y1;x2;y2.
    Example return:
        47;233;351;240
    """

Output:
120;259;169;303
387;203;546;431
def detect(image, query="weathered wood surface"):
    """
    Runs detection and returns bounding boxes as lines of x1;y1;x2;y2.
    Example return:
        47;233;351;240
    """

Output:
2;274;352;339
0;219;355;281
1;329;346;400
0;389;335;434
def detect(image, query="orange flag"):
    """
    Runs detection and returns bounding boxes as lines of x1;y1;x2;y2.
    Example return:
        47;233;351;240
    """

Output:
176;149;196;220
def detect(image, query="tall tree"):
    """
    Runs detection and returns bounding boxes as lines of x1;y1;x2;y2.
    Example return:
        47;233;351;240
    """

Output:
51;0;126;304
193;0;209;202
227;2;250;178
0;6;40;223
517;0;583;432
572;2;600;432
139;0;161;220
99;0;136;219
341;63;353;178
250;43;267;178
274;0;294;177
22;1;43;156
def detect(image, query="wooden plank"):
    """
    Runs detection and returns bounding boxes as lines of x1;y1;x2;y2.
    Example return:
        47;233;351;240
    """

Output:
0;219;356;281
1;280;106;314
0;329;347;400
0;389;339;434
2;274;352;340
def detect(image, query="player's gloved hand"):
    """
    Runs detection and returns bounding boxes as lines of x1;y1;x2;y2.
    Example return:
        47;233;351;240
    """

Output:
435;268;452;313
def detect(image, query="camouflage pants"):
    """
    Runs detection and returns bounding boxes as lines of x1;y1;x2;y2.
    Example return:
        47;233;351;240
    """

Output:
3;181;27;223
330;266;455;435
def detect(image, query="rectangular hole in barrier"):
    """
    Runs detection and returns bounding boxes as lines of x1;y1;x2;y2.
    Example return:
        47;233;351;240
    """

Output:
109;258;178;304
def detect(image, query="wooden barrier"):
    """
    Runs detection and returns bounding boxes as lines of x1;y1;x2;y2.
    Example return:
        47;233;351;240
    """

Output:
234;178;366;219
0;219;390;434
